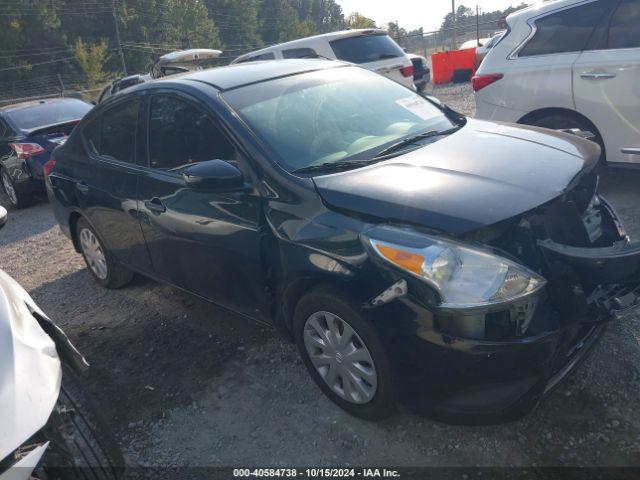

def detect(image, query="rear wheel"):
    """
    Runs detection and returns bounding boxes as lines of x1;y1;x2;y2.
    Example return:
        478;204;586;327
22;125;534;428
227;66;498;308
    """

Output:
40;364;125;479
1;168;33;209
76;218;133;289
293;286;396;420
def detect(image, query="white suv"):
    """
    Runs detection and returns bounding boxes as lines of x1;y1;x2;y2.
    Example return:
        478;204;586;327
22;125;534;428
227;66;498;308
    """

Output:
232;29;415;89
473;0;640;166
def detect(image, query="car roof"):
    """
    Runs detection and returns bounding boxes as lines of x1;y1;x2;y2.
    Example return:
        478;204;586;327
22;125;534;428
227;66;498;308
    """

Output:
233;29;387;62
0;97;87;114
507;0;584;22
162;59;348;92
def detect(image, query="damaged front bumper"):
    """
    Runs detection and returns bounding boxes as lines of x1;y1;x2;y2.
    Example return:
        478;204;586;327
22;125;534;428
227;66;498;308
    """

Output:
375;197;640;424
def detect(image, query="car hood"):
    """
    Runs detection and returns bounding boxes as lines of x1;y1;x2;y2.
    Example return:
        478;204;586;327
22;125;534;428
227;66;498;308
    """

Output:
313;119;600;234
0;269;61;462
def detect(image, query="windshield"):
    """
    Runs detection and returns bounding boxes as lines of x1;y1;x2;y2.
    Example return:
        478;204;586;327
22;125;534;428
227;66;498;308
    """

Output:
330;34;405;64
6;99;92;132
224;67;456;173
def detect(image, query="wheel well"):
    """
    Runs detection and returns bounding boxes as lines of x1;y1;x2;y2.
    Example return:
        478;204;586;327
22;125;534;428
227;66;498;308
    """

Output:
518;108;603;140
277;278;321;341
277;277;353;341
68;211;82;253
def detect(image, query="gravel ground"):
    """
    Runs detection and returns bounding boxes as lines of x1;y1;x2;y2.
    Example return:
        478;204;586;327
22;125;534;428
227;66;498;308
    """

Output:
1;84;638;471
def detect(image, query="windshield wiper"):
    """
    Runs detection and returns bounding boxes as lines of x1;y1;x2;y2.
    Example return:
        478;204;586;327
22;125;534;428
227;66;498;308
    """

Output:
373;127;461;159
293;160;376;175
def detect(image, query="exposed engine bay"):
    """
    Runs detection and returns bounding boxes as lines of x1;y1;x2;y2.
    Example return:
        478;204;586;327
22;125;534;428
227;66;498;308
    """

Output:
439;168;640;343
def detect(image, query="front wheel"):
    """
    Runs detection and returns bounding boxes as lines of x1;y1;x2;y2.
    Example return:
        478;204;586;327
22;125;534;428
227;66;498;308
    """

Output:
293;286;396;420
40;364;125;479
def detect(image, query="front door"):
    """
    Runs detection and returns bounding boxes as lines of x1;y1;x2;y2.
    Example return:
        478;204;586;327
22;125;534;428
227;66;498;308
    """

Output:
137;92;269;320
573;0;640;164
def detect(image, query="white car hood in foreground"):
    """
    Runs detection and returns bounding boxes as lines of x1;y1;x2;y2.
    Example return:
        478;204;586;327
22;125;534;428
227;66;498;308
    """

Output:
0;270;60;462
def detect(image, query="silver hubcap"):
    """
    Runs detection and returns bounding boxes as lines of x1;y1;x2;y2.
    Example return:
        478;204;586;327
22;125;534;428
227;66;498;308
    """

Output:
79;228;108;280
303;311;377;404
2;171;17;205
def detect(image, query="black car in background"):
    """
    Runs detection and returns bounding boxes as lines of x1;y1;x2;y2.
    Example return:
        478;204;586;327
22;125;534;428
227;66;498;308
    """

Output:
0;98;92;208
407;53;430;92
46;60;640;423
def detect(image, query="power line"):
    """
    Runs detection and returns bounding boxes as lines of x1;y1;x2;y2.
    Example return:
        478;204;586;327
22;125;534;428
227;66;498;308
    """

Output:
112;0;128;75
0;56;77;72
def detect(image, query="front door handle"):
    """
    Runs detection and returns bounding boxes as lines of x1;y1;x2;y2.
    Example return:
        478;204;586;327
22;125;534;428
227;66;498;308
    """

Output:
621;147;640;156
580;72;616;80
144;197;166;214
76;182;89;194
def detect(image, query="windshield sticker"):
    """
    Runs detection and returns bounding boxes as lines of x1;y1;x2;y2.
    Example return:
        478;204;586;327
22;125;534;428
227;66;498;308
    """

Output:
395;97;433;120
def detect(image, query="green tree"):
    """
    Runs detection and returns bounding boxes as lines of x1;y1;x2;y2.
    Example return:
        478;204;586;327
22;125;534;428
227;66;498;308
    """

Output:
205;0;262;54
259;0;301;44
346;12;376;29
158;0;221;49
290;0;344;33
73;39;112;87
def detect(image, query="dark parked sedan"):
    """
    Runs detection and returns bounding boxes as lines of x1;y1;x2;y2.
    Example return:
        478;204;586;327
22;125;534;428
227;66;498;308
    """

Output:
0;98;92;208
47;60;640;423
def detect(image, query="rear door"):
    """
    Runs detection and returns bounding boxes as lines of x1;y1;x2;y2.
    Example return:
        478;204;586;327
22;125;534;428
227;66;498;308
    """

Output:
329;33;414;88
137;91;270;320
573;0;640;164
493;0;611;115
76;96;152;273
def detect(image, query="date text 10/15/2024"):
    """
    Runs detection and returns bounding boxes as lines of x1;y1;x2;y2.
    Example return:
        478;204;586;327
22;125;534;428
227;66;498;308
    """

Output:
233;468;401;478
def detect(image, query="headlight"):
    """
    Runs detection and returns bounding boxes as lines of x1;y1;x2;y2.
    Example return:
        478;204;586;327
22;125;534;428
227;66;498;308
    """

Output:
363;226;546;309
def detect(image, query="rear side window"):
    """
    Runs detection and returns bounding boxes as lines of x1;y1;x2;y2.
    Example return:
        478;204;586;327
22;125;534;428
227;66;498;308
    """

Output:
84;100;139;163
148;95;235;171
608;0;640;49
330;34;404;64
282;48;318;59
519;1;609;56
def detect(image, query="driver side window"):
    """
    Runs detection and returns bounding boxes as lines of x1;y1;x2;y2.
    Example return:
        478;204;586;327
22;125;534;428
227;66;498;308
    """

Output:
148;95;236;171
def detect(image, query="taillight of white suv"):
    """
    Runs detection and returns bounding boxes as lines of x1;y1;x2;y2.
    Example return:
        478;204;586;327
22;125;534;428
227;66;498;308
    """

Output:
472;73;504;92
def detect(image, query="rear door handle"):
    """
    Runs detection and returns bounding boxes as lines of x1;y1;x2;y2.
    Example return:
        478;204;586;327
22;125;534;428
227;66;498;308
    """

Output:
76;182;89;194
144;197;166;214
621;147;640;156
580;72;616;80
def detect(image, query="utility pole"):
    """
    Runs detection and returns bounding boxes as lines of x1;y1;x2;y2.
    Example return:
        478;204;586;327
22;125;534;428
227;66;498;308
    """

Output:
476;5;480;46
112;0;127;75
451;0;457;50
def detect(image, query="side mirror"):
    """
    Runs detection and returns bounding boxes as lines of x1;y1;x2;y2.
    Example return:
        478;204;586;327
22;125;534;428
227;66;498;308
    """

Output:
180;159;245;191
0;206;7;230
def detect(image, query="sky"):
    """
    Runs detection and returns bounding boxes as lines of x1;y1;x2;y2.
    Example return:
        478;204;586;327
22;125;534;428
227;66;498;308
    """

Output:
337;0;527;32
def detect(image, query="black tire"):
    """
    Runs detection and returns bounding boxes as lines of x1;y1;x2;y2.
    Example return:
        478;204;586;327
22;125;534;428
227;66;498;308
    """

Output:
75;217;133;289
524;114;606;167
293;285;396;420
1;168;34;209
41;364;125;480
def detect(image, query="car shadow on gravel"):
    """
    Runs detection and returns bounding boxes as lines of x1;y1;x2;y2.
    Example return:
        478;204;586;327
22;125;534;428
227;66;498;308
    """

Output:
28;268;274;434
0;198;57;247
